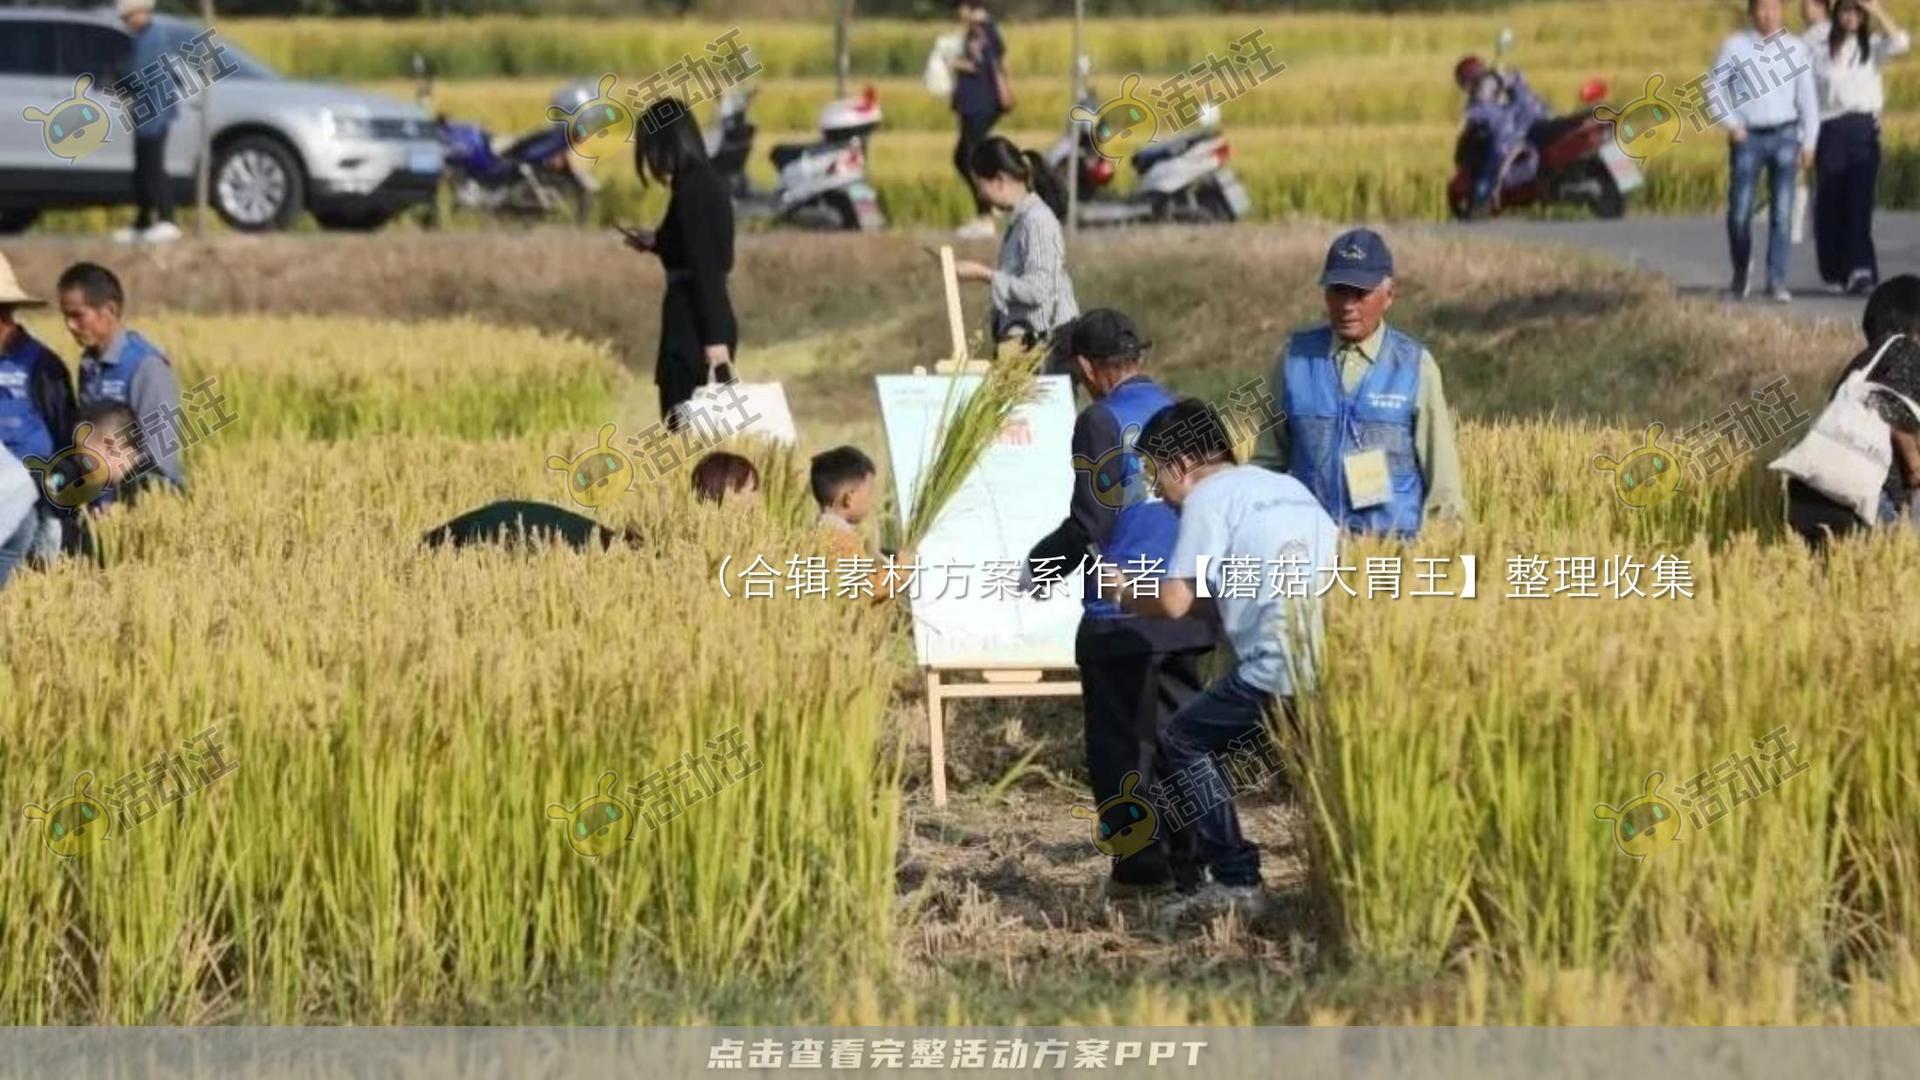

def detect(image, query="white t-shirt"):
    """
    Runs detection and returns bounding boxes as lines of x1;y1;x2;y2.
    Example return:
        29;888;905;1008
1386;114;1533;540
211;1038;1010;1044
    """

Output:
0;446;36;549
1167;465;1339;695
1809;27;1912;118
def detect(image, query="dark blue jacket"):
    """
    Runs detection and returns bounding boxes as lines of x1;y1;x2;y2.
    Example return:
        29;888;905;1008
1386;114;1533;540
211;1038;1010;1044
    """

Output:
1028;374;1215;658
952;20;1006;119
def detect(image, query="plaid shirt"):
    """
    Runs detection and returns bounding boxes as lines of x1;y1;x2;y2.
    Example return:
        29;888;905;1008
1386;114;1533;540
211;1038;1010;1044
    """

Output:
988;193;1079;343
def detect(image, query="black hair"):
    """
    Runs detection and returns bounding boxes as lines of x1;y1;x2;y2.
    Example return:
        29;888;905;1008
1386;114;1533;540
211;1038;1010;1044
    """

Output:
809;445;876;507
690;451;760;505
77;400;139;443
56;262;124;311
1139;399;1234;472
968;136;1068;223
1830;0;1873;61
634;99;709;188
1863;275;1920;344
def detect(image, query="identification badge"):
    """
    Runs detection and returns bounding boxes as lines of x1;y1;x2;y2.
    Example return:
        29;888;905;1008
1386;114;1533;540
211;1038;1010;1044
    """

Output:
1343;448;1392;509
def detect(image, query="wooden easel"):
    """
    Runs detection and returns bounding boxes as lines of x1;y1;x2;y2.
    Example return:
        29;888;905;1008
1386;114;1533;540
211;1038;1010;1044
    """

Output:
914;247;1081;808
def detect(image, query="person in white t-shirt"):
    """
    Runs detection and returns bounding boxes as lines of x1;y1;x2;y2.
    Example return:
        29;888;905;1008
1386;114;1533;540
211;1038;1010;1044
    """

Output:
0;444;38;590
1810;0;1910;293
1099;398;1338;918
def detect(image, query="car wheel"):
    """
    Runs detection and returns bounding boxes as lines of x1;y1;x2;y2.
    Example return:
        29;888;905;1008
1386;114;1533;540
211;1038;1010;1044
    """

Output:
214;135;305;232
312;207;395;231
0;210;41;235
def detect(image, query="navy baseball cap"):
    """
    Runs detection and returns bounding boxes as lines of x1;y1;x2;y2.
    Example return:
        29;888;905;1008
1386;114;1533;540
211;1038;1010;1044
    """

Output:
1318;228;1394;290
1067;308;1151;360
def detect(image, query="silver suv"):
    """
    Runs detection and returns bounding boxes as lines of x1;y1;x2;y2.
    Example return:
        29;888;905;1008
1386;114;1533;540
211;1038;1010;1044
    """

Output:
0;8;441;233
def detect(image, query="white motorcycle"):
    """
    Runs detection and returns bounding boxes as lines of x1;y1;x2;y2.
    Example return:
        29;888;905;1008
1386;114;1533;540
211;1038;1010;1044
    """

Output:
706;86;887;232
1043;93;1253;227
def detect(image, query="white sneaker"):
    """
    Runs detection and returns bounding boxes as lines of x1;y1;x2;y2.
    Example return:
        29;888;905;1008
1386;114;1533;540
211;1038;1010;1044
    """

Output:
142;221;183;244
1770;285;1792;304
953;215;996;240
1158;881;1264;922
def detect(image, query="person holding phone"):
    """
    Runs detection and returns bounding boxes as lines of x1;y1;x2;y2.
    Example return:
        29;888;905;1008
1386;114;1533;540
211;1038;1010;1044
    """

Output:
625;98;738;430
948;137;1078;367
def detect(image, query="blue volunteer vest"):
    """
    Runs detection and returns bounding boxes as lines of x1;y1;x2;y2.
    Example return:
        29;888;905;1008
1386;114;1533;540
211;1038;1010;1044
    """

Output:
79;329;166;410
1283;324;1426;537
0;330;56;462
1082;376;1178;622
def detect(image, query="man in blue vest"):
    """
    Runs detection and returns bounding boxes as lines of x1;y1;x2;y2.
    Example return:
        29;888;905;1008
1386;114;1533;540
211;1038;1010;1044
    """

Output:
0;253;78;560
57;262;187;499
1253;228;1467;535
1027;309;1216;900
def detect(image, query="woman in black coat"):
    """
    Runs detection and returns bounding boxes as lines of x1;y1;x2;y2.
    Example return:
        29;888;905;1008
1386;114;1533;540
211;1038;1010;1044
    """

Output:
626;99;739;429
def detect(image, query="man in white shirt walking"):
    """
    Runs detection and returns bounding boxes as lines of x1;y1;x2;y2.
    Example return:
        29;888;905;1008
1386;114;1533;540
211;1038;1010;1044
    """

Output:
1715;0;1822;302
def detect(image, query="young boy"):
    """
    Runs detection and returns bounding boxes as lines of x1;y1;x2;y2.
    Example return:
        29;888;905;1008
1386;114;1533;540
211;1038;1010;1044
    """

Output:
810;445;911;599
57;262;186;492
1101;399;1339;919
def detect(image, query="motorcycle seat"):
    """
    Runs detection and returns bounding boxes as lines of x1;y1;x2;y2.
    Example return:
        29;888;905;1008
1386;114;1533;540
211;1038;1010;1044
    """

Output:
770;144;810;169
1130;130;1206;171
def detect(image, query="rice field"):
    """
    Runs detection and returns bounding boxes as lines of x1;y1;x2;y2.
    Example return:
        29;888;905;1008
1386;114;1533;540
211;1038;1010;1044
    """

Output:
186;0;1920;226
0;227;1916;1024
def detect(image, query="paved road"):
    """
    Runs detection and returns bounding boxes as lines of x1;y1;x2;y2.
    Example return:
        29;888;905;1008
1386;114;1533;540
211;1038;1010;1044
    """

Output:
1457;210;1920;328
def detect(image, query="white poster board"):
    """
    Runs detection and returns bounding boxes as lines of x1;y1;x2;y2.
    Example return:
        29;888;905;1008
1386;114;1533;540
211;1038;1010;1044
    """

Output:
876;373;1082;669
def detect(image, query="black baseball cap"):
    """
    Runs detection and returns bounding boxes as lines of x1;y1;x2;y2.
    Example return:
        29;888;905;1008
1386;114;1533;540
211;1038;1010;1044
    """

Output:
1067;308;1152;361
1319;227;1395;290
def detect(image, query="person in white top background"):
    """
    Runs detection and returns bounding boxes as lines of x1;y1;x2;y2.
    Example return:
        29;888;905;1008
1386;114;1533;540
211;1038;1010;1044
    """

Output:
1810;0;1910;294
1715;0;1822;303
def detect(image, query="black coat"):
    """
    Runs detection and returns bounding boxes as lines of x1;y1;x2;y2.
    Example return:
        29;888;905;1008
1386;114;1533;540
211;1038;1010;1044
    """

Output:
654;163;738;413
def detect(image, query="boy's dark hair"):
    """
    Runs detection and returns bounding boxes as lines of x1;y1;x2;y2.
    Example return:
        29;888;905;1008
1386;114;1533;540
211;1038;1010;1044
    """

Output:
809;445;876;507
1139;399;1234;471
56;262;124;311
690;451;760;505
77;400;140;444
1863;274;1920;344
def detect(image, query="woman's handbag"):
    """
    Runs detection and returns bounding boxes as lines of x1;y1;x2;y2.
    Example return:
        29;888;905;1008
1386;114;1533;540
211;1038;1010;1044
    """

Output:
993;59;1016;112
1770;333;1920;523
673;365;799;445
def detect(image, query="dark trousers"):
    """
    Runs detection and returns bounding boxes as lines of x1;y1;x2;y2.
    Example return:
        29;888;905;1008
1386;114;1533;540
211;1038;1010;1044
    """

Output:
953;111;999;216
1813;113;1881;287
1156;672;1289;889
133;132;174;229
1078;645;1206;885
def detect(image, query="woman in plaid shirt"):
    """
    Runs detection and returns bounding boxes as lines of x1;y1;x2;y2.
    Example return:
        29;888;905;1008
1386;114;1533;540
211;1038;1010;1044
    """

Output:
951;137;1080;365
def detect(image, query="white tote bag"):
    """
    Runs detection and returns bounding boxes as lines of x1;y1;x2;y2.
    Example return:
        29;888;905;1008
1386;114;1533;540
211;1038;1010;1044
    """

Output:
1770;333;1920;523
924;32;961;99
673;374;798;446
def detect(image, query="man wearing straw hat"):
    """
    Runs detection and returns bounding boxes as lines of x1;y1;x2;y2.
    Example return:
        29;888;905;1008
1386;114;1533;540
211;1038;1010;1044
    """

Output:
0;252;78;560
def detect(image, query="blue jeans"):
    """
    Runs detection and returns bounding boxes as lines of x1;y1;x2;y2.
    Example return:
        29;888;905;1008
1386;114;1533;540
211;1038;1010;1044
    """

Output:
1155;672;1288;888
1728;127;1800;290
0;510;36;591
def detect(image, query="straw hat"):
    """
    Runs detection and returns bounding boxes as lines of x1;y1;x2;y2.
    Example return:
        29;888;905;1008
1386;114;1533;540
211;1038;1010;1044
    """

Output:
0;253;44;308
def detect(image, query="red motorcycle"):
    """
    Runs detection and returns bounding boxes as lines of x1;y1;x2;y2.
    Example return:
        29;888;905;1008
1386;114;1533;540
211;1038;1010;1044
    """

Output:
1447;79;1642;220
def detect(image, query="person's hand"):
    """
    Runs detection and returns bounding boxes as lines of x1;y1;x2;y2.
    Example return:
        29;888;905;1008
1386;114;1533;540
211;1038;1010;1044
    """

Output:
1799;145;1816;171
704;344;731;372
951;259;994;283
1729;126;1748;145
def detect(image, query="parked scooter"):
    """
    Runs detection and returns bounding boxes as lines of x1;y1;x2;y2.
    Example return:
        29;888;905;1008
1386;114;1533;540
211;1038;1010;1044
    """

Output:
706;85;887;232
436;82;598;225
1042;88;1252;227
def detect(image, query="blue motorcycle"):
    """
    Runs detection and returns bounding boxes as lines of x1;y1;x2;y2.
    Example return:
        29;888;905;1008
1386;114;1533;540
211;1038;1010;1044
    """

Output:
435;83;596;225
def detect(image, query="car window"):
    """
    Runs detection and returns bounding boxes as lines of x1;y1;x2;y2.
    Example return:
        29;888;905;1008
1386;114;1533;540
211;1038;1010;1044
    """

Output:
55;24;131;81
0;22;60;77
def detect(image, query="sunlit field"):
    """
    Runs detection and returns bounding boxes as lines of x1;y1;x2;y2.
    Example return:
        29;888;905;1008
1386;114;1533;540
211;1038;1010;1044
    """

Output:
0;225;1915;1023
